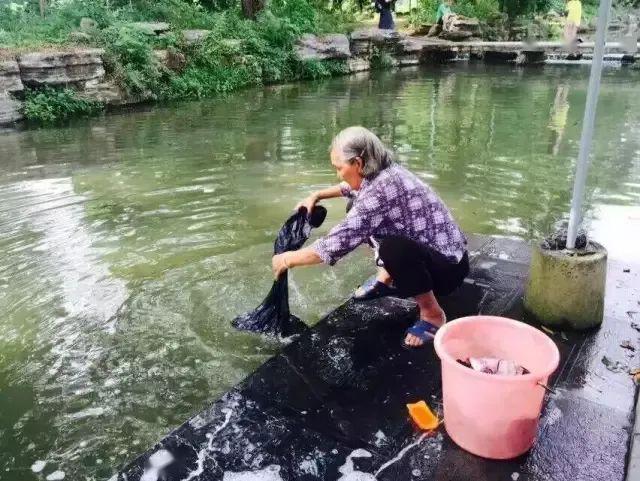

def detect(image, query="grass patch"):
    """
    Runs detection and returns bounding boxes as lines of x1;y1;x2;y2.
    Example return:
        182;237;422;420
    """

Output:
23;87;105;124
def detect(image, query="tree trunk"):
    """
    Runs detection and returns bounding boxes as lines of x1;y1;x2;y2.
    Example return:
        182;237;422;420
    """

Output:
39;0;46;18
241;0;265;19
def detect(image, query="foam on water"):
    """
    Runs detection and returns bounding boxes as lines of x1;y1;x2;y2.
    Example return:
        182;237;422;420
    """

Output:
45;471;65;480
140;450;175;481
31;460;46;473
337;449;375;481
149;450;174;468
374;430;387;447
299;459;319;476
222;464;283;481
67;407;106;419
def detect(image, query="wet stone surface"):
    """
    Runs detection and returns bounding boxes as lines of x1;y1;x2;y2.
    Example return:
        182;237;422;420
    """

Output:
117;235;638;481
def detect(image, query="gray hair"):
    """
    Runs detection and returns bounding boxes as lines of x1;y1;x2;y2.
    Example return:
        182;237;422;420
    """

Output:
330;126;394;180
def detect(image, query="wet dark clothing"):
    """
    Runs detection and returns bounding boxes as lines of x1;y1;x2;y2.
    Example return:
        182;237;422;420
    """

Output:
377;236;469;298
232;206;327;337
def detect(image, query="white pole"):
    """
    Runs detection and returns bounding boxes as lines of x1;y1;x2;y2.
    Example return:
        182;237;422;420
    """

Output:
566;0;612;249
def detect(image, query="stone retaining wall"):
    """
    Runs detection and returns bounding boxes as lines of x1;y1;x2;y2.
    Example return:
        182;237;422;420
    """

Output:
17;49;105;87
0;28;463;126
1;28;637;127
0;48;123;126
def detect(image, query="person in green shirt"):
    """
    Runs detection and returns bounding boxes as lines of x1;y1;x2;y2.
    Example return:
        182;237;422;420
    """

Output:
428;0;454;37
436;0;452;23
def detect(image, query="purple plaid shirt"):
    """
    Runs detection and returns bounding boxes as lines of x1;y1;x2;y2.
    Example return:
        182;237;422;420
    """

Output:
312;164;467;265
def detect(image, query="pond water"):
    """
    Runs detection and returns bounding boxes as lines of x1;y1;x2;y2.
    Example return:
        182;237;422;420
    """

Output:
0;64;639;480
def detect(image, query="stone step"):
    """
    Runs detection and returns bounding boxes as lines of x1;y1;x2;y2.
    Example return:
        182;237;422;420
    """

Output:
0;59;23;94
295;33;351;61
0;94;23;126
115;235;639;481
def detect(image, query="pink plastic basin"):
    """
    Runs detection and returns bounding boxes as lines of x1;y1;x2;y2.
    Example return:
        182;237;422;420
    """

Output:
434;316;560;459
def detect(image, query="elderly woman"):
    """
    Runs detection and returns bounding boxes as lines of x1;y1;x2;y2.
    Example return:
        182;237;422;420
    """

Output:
272;126;469;348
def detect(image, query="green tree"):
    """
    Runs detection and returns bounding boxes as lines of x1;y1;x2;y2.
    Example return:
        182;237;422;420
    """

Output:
499;0;552;19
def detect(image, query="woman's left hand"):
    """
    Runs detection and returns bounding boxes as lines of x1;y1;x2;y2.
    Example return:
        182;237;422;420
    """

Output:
272;253;290;279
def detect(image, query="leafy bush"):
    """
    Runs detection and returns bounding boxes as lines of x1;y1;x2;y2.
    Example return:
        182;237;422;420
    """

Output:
0;0;349;48
316;7;356;33
0;0;116;47
299;59;349;78
408;0;500;24
408;0;563;27
369;46;395;69
270;0;318;33
23;87;104;124
164;5;349;99
500;0;552;20
167;33;261;98
407;0;437;25
100;24;170;96
456;0;501;20
108;0;221;27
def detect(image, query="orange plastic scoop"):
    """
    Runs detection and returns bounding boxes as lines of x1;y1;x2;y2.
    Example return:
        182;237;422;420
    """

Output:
406;400;439;430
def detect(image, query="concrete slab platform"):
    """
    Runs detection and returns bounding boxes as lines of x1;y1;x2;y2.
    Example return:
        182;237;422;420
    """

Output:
116;235;639;481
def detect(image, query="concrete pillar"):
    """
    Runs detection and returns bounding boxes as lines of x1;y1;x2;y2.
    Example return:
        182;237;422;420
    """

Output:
524;242;607;330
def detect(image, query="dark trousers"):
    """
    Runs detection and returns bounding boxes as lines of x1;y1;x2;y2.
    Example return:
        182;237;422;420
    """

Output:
378;8;394;29
378;236;469;298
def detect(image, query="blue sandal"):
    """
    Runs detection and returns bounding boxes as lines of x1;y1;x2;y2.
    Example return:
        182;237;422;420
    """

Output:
353;276;399;301
403;319;440;349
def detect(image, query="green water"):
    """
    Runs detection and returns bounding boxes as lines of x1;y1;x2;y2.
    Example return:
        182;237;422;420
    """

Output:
0;64;639;480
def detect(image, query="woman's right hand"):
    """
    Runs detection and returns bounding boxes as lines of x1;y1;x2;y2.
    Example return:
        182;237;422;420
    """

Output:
295;193;318;215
